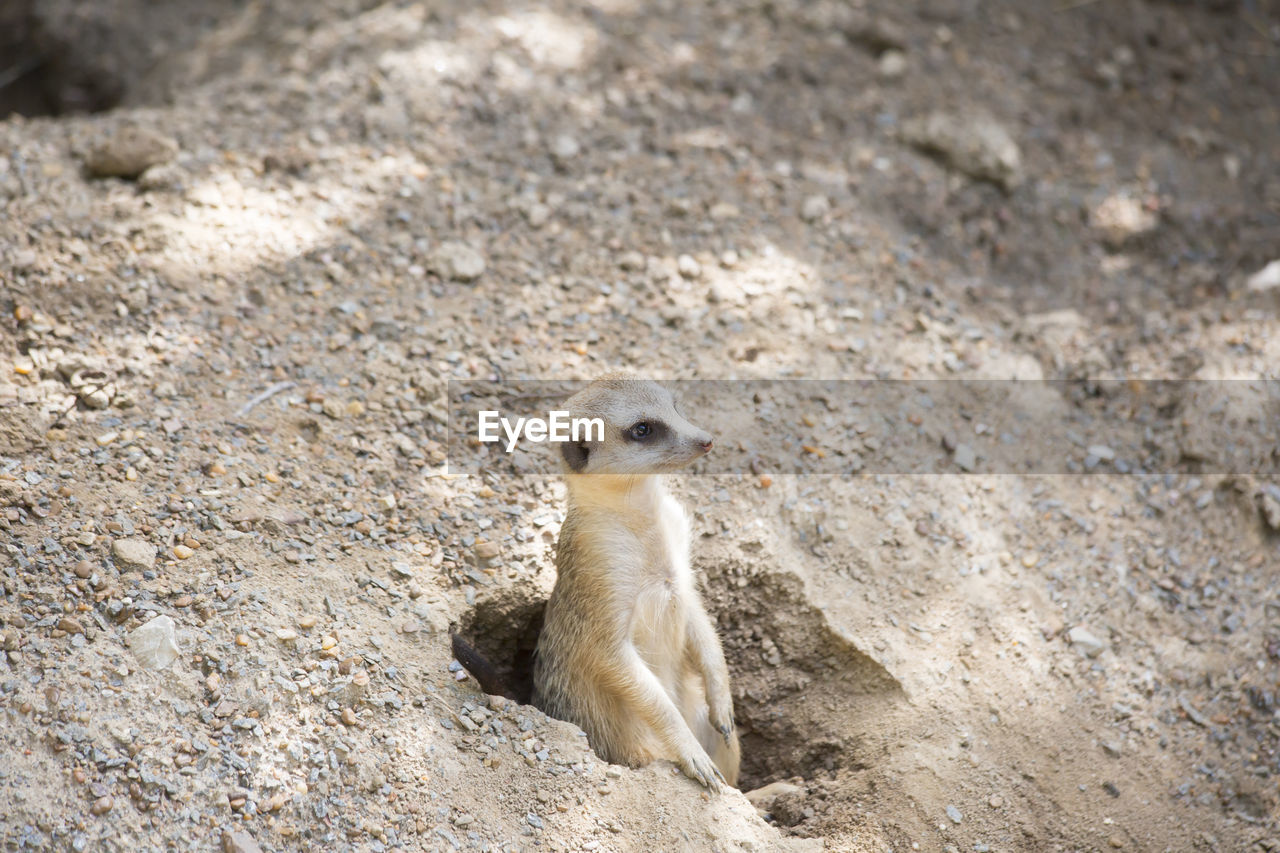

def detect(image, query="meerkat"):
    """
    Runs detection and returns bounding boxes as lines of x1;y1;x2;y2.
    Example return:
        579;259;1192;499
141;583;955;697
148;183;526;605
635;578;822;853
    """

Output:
531;374;740;790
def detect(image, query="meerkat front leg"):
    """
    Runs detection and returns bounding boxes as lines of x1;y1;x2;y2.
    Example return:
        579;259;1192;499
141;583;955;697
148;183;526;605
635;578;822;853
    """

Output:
686;604;735;743
615;647;725;790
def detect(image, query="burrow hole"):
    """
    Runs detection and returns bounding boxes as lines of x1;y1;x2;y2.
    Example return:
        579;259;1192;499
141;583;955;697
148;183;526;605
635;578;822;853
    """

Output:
0;5;125;118
454;561;903;822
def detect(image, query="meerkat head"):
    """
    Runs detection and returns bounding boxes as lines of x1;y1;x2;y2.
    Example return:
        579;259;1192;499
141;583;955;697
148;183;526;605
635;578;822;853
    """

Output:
558;375;713;475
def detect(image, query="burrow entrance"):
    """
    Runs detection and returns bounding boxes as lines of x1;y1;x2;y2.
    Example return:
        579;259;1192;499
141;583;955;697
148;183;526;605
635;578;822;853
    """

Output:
0;4;124;117
454;561;903;808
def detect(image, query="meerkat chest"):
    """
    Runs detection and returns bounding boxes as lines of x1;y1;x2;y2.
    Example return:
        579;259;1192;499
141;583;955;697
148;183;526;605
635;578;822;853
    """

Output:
629;494;694;666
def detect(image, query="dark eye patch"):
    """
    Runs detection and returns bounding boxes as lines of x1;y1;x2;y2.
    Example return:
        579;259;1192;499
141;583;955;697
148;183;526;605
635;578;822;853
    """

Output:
625;420;668;443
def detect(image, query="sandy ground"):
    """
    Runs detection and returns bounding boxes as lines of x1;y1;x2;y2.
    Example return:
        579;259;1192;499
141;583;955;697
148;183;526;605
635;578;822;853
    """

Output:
1;1;1279;851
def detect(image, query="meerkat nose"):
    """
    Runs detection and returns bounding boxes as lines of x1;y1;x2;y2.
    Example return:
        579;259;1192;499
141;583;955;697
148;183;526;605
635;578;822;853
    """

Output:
700;438;714;451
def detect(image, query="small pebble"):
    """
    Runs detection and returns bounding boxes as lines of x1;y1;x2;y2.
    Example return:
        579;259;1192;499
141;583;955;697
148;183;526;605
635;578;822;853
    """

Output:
430;242;486;282
112;538;157;572
129;615;180;670
85;127;178;179
878;49;908;78
801;194;830;222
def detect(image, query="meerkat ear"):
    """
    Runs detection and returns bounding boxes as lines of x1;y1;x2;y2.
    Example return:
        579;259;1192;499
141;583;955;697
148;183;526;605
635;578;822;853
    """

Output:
560;439;589;472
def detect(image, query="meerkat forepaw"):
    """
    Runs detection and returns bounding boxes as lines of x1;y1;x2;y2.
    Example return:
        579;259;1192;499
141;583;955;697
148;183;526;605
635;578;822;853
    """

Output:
709;696;735;742
679;750;724;792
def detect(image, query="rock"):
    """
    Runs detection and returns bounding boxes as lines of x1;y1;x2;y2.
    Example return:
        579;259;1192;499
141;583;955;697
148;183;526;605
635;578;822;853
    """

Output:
1246;259;1280;292
847;16;906;52
112;538;157;572
173;544;194;560
901;111;1022;190
877;50;908;78
1067;626;1106;658
945;804;963;824
953;443;976;471
129;615;180;670
526;203;551;228
136;162;186;192
1178;695;1208;726
1090;194;1158;249
429;242;486;282
618;251;646;271
550;134;581;163
85;127;178;179
677;254;701;279
90;795;114;815
709;202;739;220
67;367;116;410
800;194;830;222
221;829;264;853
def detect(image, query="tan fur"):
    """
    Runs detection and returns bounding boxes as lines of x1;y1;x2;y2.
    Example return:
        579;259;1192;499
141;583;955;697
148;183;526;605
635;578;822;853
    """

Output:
532;376;740;790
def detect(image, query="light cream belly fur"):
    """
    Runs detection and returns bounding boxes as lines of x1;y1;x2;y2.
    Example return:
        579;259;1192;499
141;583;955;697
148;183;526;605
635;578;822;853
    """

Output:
628;496;736;777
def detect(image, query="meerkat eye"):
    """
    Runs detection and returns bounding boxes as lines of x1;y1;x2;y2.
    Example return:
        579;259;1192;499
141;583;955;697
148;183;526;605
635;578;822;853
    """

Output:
629;422;652;440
